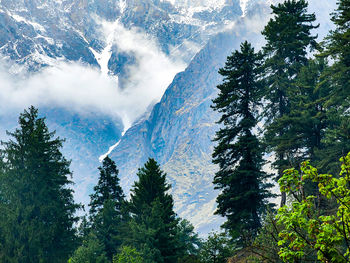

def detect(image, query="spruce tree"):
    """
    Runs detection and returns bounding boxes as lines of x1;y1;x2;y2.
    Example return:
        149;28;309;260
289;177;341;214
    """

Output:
89;156;125;215
0;106;80;263
276;57;330;166
88;156;127;260
212;41;273;242
261;0;318;205
129;158;179;263
319;0;350;174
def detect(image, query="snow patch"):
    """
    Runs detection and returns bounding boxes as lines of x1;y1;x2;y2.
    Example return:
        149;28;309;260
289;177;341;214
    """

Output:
10;13;46;32
99;140;121;162
240;0;249;16
99;123;129;162
118;0;127;14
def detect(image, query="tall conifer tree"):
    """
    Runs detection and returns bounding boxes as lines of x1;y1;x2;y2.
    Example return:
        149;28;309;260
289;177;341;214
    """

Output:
319;0;350;174
129;158;179;263
261;0;318;205
212;41;273;243
0;106;80;263
88;156;127;260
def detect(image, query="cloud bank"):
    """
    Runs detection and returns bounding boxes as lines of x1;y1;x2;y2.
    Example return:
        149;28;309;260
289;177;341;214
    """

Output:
0;21;186;130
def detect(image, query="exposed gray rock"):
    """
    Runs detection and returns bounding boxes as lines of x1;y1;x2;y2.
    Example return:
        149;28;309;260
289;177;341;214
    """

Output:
110;16;263;233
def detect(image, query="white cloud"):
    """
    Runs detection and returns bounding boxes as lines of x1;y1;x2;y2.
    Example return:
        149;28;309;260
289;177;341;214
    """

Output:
0;21;186;130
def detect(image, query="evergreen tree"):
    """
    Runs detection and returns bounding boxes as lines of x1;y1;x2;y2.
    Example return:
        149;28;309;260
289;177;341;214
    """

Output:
176;219;201;257
68;233;109;263
0;106;80;263
129;158;180;263
89;156;125;217
319;0;350;174
88;156;127;260
284;57;330;165
212;41;273;242
261;0;318;205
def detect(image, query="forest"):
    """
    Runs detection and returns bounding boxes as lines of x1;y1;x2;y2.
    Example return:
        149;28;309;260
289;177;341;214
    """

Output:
0;0;349;262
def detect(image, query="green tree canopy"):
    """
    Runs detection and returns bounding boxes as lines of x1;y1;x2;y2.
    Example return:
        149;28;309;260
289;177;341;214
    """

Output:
261;0;318;206
129;158;180;263
88;156;127;260
0;106;80;263
212;41;273;242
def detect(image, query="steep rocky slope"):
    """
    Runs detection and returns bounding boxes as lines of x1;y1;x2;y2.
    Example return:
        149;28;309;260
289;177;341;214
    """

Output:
0;0;244;210
110;15;264;233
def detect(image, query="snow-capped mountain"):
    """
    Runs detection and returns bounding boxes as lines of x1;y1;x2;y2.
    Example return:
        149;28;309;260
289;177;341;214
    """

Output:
0;0;244;223
0;0;337;233
0;0;242;74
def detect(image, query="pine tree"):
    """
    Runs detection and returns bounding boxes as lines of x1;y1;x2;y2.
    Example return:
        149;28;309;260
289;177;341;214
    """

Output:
280;57;330;165
89;156;125;217
0;106;80;263
176;219;201;257
261;0;318;206
283;57;331;203
212;41;273;242
319;0;350;174
88;156;127;260
129;158;180;263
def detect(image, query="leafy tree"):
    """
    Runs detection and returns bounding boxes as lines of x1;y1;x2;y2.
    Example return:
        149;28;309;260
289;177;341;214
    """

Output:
199;232;235;263
251;212;284;263
261;0;318;206
0;106;80;263
68;233;109;263
88;156;127;260
212;41;273;242
113;246;143;263
276;152;350;262
129;158;180;263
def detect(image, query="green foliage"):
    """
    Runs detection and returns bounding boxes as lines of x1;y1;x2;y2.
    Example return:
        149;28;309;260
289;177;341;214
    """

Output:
113;246;143;263
129;158;181;263
88;156;127;260
199;232;235;263
176;219;201;256
212;41;273;242
276;152;350;262
177;255;202;263
319;0;350;175
89;156;125;217
261;0;318;206
0;106;81;263
68;234;109;263
251;212;283;263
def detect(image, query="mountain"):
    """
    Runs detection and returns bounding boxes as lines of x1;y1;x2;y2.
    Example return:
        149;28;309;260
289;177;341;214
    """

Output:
109;11;269;233
108;0;337;233
0;0;336;233
0;0;244;212
0;0;242;74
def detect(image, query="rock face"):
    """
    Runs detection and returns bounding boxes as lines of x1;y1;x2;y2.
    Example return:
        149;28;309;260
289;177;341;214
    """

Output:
1;0;334;233
0;0;245;214
0;0;242;74
109;16;264;233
